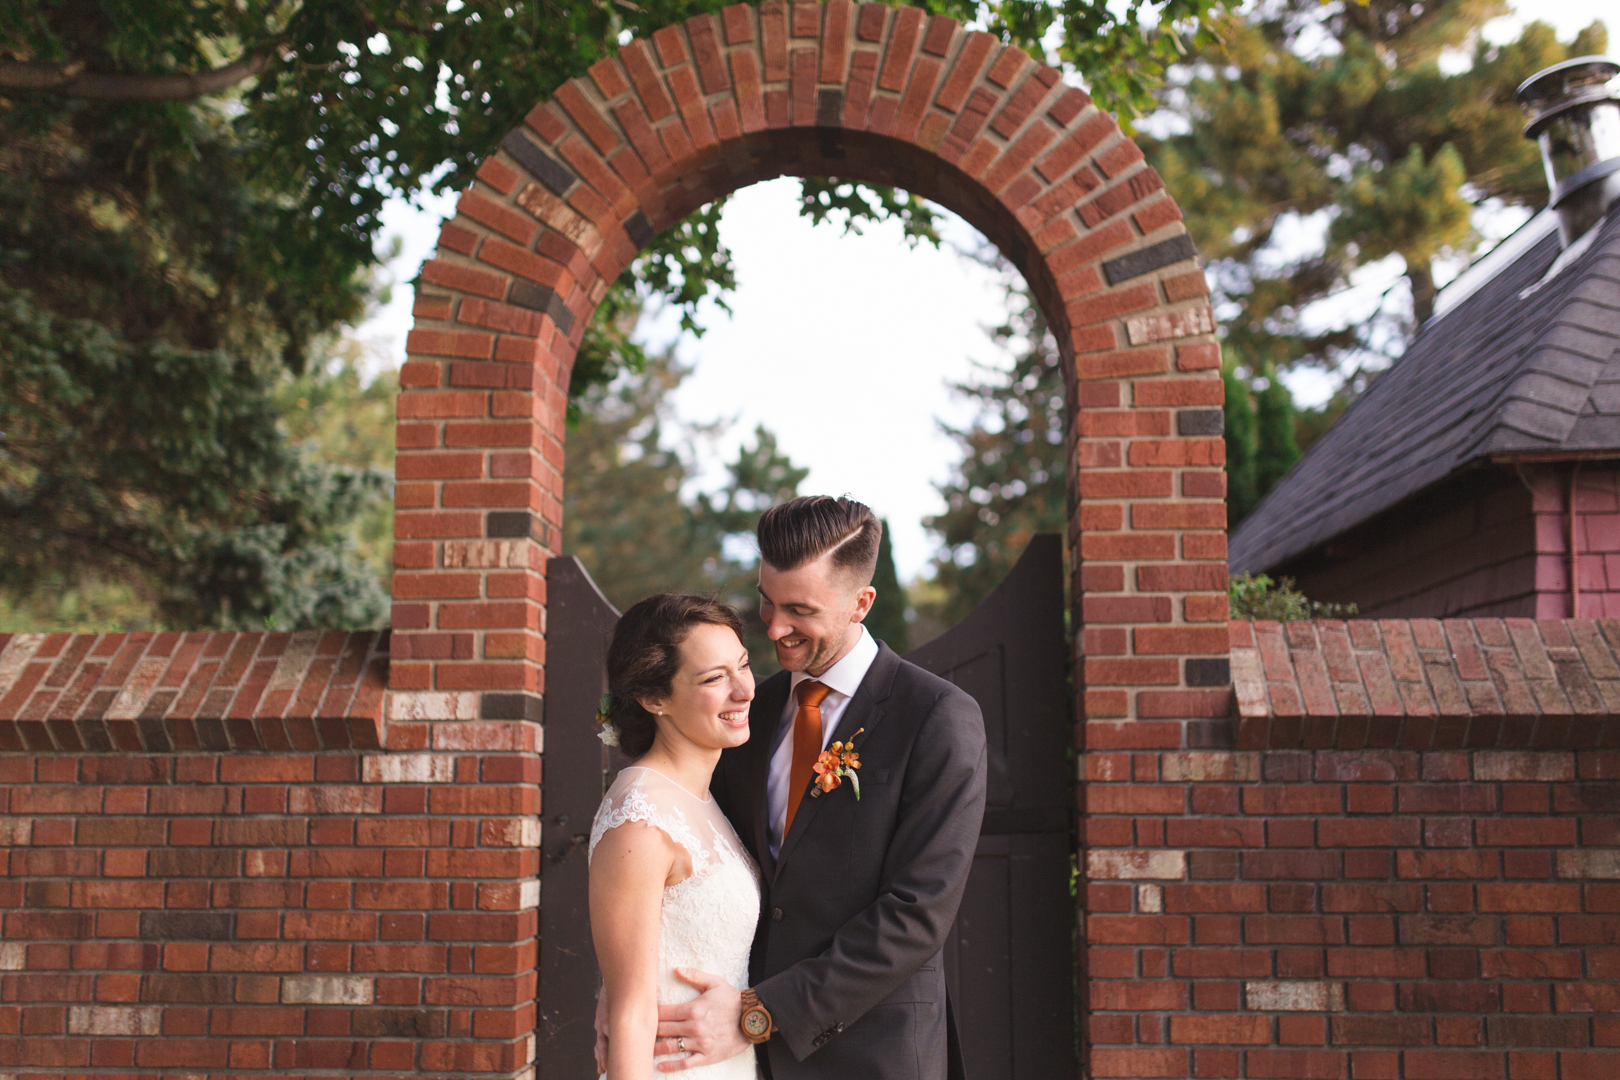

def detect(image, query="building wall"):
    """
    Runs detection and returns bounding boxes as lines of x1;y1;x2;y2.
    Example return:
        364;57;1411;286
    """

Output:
1286;473;1538;619
1533;465;1620;619
1287;465;1620;620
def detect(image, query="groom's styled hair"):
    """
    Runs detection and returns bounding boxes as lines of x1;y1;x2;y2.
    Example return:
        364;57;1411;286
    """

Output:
757;496;881;586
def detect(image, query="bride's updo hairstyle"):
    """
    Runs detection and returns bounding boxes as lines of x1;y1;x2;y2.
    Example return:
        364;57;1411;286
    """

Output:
605;594;746;758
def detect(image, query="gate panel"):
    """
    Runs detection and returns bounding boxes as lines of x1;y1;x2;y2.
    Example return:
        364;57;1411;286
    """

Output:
536;557;621;1080
907;533;1075;1079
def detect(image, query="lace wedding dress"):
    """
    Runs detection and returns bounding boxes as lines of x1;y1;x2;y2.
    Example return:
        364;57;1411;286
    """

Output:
589;766;762;1079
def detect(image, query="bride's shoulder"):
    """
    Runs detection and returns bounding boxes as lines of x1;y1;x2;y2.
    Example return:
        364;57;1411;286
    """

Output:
590;767;702;861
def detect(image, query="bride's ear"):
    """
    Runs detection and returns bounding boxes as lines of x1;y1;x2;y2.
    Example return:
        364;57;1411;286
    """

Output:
636;696;667;718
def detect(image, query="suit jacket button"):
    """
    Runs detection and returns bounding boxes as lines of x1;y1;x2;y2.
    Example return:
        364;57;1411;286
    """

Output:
771;907;784;921
834;1023;845;1033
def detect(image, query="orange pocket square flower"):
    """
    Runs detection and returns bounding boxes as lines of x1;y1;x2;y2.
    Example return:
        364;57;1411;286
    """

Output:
810;729;863;800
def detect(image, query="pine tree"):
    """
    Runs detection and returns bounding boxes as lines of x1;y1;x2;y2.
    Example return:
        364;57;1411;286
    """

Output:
561;361;814;671
1253;366;1301;497
1222;362;1260;523
865;521;909;653
1146;5;1608;381
561;352;722;612
927;276;1069;625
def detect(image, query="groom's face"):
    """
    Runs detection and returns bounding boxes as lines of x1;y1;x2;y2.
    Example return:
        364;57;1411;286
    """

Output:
757;553;875;676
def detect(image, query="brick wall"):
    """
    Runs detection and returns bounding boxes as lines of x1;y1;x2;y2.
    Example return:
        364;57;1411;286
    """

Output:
1084;745;1620;1080
1079;619;1620;1080
1285;464;1620;621
0;633;541;1077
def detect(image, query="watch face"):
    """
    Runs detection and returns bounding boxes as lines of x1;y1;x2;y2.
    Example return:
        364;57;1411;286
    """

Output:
743;1009;770;1038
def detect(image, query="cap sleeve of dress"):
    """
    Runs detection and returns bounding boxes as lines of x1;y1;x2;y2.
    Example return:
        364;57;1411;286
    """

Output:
587;768;715;877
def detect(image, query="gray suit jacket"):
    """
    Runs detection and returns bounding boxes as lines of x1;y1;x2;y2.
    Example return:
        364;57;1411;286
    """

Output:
711;642;987;1079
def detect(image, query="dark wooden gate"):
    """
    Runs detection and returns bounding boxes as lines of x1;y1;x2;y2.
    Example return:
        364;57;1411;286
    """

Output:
535;537;1074;1078
536;557;622;1079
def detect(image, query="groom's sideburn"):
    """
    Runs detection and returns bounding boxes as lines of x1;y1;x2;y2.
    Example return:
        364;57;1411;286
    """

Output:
711;642;987;1080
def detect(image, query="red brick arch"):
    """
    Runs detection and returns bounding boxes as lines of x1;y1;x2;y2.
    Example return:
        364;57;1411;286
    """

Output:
390;0;1231;751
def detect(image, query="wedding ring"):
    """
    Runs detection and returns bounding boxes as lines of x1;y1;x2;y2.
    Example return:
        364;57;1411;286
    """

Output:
677;1038;685;1053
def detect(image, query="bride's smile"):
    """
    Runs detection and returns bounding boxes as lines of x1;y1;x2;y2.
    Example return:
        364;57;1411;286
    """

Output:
640;621;756;757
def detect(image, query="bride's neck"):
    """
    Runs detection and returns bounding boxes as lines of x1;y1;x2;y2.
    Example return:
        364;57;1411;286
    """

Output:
637;737;720;799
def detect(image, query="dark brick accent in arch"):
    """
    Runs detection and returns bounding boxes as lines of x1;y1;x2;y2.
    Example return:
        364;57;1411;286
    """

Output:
392;0;1230;751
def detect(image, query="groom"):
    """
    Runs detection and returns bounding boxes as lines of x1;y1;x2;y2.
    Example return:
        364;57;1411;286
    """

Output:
656;496;987;1078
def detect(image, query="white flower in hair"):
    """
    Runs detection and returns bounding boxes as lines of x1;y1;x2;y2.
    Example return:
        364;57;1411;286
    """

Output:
595;692;620;746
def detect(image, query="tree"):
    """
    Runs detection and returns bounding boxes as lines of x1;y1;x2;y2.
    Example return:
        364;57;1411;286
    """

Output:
2;0;1238;629
561;350;726;611
1146;3;1608;386
1147;2;1606;523
561;352;812;670
1222;361;1260;522
927;272;1069;625
0;277;392;629
866;521;910;653
1252;365;1300;498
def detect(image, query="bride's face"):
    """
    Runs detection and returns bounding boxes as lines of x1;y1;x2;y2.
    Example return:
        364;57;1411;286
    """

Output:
647;622;755;752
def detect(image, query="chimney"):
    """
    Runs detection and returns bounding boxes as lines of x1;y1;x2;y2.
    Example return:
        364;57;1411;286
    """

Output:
1517;56;1620;248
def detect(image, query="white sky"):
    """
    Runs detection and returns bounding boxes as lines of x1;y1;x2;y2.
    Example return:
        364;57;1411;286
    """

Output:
356;0;1612;581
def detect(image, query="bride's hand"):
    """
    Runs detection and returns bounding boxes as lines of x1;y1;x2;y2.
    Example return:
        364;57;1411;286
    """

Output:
653;967;750;1071
594;989;609;1074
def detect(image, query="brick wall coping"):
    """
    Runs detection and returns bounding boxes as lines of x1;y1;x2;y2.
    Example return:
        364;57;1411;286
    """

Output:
0;631;388;753
1231;617;1620;751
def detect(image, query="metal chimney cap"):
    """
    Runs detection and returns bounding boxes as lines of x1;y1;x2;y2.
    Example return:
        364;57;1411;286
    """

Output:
1517;56;1620;138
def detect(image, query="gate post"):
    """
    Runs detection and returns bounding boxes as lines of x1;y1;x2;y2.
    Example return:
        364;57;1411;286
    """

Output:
387;256;580;726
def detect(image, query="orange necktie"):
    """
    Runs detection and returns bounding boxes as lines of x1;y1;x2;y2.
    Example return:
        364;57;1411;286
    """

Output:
784;680;831;837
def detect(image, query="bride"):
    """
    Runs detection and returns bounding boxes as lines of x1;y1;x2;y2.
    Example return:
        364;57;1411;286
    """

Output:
589;594;761;1079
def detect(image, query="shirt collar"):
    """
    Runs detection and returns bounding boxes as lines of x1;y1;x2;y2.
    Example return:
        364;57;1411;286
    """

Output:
789;625;879;701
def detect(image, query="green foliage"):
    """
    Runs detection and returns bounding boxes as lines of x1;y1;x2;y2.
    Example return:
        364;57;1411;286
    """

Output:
1222;360;1259;520
1145;3;1609;387
865;521;909;653
561;351;725;610
0;274;392;629
1229;573;1357;622
798;179;943;248
2;0;1239;630
1222;358;1301;524
1253;366;1300;498
927;270;1068;625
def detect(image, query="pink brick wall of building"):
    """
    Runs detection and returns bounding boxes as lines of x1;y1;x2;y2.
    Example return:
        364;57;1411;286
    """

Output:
1287;464;1620;621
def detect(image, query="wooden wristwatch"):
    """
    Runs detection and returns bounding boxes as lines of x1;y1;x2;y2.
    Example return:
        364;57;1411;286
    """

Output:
739;989;774;1044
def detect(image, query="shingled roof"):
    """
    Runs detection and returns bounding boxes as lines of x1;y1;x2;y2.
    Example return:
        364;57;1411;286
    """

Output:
1230;207;1620;574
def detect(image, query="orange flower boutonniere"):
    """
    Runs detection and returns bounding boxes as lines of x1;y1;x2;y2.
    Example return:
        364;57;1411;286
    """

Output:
810;729;863;800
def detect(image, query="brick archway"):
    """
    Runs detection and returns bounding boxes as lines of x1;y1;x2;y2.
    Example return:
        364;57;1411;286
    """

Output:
389;0;1230;753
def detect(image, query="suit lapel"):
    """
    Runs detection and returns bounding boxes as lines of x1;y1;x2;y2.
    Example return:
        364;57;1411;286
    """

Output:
747;671;791;881
773;644;901;877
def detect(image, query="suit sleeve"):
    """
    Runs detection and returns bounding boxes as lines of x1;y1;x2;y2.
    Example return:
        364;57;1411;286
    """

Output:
754;686;988;1060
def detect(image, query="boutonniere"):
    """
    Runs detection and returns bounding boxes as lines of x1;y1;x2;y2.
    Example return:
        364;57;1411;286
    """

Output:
810;729;863;800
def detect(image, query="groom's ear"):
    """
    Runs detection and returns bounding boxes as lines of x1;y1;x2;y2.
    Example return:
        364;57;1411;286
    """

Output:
850;584;877;622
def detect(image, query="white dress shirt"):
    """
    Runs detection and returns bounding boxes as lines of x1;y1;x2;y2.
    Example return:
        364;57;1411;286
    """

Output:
766;625;880;858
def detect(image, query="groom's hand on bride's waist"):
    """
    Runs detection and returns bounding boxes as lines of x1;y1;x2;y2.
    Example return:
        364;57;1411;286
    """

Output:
652;967;750;1072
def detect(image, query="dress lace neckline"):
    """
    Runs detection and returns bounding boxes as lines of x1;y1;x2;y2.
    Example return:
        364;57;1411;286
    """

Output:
620;764;713;804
